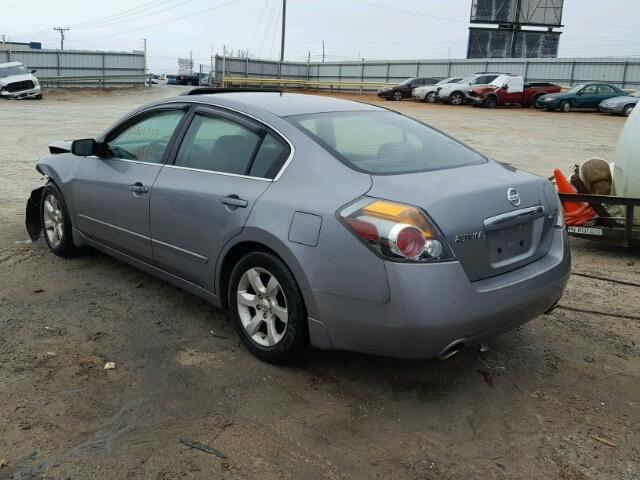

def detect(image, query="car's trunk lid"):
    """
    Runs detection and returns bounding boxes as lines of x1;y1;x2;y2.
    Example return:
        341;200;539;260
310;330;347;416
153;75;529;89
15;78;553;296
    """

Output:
367;161;558;281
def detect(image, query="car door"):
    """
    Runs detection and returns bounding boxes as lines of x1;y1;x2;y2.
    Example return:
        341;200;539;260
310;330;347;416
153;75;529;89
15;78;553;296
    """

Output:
597;84;621;104
575;84;598;108
149;106;291;290
72;105;188;263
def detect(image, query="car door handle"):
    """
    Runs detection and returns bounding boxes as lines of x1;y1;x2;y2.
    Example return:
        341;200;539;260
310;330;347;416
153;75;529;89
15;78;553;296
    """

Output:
129;183;149;194
220;195;248;208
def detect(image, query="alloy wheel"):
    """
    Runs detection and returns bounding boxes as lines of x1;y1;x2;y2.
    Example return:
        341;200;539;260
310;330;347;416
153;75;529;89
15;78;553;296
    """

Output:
623;105;634;117
426;91;436;103
450;93;463;105
393;91;403;101
43;194;64;248
236;267;288;347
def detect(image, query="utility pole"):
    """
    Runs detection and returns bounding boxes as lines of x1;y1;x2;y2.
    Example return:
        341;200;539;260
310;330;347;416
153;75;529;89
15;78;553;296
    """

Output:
189;50;193;75
280;0;286;62
222;45;226;87
143;38;148;86
53;27;69;50
322;39;325;62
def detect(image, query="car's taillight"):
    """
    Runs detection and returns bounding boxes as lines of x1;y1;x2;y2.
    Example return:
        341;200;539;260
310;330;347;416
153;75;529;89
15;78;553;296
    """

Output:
339;198;454;262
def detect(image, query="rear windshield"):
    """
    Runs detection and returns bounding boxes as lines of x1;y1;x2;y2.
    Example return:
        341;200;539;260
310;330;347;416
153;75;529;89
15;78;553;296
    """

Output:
288;111;485;175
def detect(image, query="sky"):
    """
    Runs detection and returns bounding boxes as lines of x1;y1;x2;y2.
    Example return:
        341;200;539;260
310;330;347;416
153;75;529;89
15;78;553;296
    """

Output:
1;0;639;73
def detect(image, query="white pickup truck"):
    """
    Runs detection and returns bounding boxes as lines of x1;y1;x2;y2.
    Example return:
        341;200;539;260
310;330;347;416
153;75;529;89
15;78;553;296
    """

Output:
0;62;42;99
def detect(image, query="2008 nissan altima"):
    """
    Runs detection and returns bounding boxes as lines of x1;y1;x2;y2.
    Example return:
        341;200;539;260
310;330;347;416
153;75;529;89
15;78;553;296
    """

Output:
26;90;571;363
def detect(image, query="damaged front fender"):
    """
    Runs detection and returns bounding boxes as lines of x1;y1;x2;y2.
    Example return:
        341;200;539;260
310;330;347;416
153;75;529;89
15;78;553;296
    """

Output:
26;186;44;241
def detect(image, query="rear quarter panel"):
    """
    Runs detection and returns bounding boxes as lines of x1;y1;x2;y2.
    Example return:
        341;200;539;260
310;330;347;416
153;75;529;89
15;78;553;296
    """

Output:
216;113;391;305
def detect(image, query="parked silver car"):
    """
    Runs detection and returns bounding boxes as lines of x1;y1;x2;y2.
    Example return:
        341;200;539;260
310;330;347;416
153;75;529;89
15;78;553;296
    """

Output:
26;91;570;363
599;91;640;117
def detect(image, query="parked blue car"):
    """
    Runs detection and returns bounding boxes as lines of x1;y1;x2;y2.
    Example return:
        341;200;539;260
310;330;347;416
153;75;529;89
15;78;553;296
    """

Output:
537;83;627;112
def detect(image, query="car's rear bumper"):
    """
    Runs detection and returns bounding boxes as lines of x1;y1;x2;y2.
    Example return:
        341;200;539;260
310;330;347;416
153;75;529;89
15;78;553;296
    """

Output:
307;227;570;359
1;85;41;99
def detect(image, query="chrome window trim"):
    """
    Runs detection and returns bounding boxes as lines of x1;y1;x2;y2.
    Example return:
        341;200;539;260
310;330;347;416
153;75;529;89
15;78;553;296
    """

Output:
157;99;295;182
86;155;163;167
163;164;272;182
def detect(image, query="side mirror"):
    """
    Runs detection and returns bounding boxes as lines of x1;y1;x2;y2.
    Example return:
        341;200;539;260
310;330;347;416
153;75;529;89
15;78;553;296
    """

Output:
30;69;37;74
71;138;108;157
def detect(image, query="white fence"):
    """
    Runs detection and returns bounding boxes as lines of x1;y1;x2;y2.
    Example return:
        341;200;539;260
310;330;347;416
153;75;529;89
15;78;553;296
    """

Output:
0;48;146;87
216;56;640;91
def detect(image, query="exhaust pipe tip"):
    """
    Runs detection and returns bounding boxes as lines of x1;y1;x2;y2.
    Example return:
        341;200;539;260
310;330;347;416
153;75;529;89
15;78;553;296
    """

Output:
438;341;465;361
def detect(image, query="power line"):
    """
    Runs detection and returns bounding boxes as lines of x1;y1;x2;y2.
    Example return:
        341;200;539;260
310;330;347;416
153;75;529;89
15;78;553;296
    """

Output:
72;0;177;28
346;0;468;24
75;0;196;29
72;0;243;42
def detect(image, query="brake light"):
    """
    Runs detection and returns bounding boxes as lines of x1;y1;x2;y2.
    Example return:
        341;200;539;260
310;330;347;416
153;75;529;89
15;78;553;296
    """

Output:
339;198;454;262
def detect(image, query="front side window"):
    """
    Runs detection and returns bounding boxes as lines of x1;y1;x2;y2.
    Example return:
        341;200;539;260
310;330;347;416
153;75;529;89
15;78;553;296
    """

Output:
290;111;485;175
399;78;417;86
582;85;598;94
174;114;289;178
107;110;184;163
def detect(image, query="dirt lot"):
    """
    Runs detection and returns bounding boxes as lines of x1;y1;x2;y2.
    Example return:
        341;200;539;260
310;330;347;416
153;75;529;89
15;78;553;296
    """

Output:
1;87;639;480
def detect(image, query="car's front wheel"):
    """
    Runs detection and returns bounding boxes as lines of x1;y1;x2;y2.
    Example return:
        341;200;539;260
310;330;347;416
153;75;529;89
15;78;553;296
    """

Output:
229;251;308;363
40;183;78;257
560;101;572;113
449;92;464;105
623;104;635;117
425;91;436;103
392;91;403;101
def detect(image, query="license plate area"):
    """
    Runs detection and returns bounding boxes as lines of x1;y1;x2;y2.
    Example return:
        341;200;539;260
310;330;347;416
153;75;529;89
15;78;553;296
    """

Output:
486;222;534;265
483;206;546;268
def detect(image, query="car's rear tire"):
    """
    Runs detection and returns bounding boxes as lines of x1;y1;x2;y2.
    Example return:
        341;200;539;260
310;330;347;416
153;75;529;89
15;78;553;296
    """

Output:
228;251;308;363
425;91;436;103
40;183;79;258
449;91;464;105
392;91;403;101
560;101;572;113
623;104;635;117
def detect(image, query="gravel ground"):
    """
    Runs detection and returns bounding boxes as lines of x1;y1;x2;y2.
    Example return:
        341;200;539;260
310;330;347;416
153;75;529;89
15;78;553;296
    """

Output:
0;87;639;480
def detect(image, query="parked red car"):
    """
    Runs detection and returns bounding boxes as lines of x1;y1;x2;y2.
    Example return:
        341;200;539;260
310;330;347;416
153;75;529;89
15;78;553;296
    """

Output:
377;77;440;101
468;75;561;108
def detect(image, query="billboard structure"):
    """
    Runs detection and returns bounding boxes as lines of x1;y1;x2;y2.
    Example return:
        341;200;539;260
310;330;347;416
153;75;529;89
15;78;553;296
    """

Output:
467;0;564;59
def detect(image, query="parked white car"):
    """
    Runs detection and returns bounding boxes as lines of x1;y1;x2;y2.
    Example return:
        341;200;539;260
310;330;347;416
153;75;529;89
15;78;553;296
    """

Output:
437;72;502;105
0;62;42;99
412;77;464;103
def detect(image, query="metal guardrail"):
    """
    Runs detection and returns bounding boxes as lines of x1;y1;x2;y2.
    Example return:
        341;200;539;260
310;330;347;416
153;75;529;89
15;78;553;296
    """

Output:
222;75;393;91
39;73;153;87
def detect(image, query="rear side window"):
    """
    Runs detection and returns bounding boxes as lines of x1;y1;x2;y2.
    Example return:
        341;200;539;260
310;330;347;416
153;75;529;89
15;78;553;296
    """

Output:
289;111;485;175
175;113;288;178
175;114;261;175
249;133;288;178
597;85;615;93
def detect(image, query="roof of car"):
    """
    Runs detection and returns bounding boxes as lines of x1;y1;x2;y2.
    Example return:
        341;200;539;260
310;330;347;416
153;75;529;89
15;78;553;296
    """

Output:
182;91;381;117
0;61;24;68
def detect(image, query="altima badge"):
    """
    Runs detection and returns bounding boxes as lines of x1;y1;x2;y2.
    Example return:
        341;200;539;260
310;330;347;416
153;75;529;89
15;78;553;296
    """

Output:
454;231;484;243
507;188;521;206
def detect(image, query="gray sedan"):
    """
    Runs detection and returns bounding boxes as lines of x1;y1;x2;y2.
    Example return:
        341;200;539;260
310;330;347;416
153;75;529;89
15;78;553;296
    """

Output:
26;90;570;363
599;91;640;116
